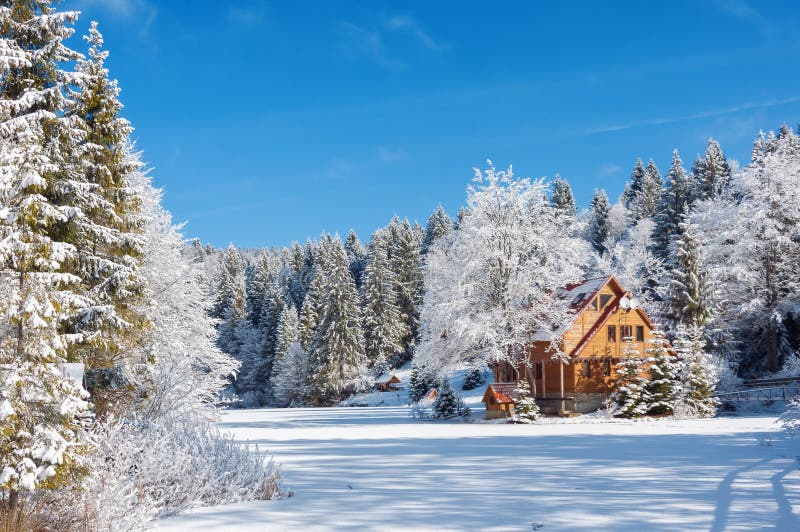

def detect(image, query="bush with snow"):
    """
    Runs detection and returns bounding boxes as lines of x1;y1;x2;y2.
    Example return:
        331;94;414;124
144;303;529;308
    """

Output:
432;379;468;419
509;380;540;423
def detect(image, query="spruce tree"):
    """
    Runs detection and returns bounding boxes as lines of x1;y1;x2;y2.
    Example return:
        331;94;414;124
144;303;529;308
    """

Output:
663;217;713;331
431;378;464;418
309;235;366;404
461;366;485;391
550;175;577;216
693;139;731;201
674;325;719;417
422;204;452;254
454;206;469;230
0;0;91;498
628;159;662;223
271;342;310;407
299;271;322;350
652;149;691;261
611;339;649;417
274;304;300;362
588;189;611;254
362;231;405;370
344;229;366;289
509;380;540;423
388;218;423;360
645;329;678;416
409;363;439;403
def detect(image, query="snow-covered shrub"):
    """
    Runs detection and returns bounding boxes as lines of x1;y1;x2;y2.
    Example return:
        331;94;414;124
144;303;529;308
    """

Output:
780;351;800;377
780;397;800;437
65;414;280;530
611;344;650;418
462;366;486;391
509;380;540;423
408;403;431;420
432;378;468;419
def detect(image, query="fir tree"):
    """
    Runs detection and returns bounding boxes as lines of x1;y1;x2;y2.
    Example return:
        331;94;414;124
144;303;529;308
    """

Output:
693;139;731;201
271;342;310;407
422;204;452;254
628;159;662;223
431;378;465;418
663;218;713;331
509;379;540;423
674;325;719;417
611;339;649;418
409;363;439;403
550;175;577;216
645;330;678;416
362;231;405;370
388;218;423;360
454;206;469;230
461;366;485;391
274;304;299;362
299;271;322;350
344;229;366;289
588;189;611;254
652;149;692;261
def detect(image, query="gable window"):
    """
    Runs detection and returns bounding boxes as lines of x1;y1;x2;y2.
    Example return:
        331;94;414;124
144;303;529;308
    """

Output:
603;359;612;376
599;294;613;310
591;297;599;311
582;360;591;378
607;325;616;342
621;325;633;339
636;326;645;342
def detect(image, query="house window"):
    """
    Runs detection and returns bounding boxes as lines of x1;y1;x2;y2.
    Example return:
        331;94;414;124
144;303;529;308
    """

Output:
636;326;645;342
535;362;543;380
607;325;616;342
582;360;591;378
621;325;633;339
599;294;613;309
591;297;599;311
603;359;612;376
571;293;585;305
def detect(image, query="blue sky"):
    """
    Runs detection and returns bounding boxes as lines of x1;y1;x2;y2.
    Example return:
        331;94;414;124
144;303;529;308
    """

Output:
72;0;800;248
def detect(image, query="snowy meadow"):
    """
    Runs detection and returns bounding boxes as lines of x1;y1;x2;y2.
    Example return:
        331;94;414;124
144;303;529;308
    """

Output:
158;407;800;531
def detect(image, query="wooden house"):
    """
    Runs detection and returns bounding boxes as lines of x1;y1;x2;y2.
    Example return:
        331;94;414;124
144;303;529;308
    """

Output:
482;383;519;419
483;275;660;416
376;375;401;392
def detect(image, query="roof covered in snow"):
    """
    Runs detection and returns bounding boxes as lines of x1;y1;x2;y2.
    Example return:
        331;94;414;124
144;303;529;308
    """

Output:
482;382;519;404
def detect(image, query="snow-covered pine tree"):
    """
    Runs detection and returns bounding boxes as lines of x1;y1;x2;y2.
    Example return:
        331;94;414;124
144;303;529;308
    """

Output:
421;204;452;254
625;158;647;211
213;244;245;319
550;175;577;216
362;230;405;370
299;270;322;350
509;379;540;423
628;159;662;223
461;366;485;390
418;164;590;373
388;218;423;361
0;0;92;500
408;363;440;403
272;342;310;407
693;139;731;201
431;378;465;418
246;249;279;327
588;189;612;255
308;235;366;404
652;149;692;261
645;329;678;416
454;206;469;230
275;304;300;362
662;217;713;332
780;397;800;437
344;229;366;289
611;339;649;417
673;325;719;418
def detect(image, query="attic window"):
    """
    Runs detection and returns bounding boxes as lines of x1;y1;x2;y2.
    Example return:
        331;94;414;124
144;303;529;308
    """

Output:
571;293;586;305
599;294;613;309
591;297;599;311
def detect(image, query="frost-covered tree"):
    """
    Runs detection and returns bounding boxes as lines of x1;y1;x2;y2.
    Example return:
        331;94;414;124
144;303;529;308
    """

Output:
214;244;247;320
408;363;440;403
598;219;663;307
418;164;590;373
550;174;576;216
662;217;713;332
422;204;452;254
344;229;366;289
780;397;800;437
673;325;719;417
388;217;423;358
362;230;405;370
627;159;662;223
611;340;649;418
509;379;540;423
645;330;678;416
693;139;731;201
308;235;366;404
431;378;465;418
461;366;485;391
299;271;321;350
274;304;299;362
652;149;692;261
588;189;611;255
247;249;279;327
272;342;310;407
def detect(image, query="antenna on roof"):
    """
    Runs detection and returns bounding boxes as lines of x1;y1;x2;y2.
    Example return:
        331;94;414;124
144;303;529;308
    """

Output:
629;298;640;309
619;296;630;310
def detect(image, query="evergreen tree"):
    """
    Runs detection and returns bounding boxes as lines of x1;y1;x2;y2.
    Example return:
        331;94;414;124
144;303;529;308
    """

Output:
550;175;577;216
693;139;731;201
431;378;465;418
275;304;300;361
611;339;649;417
308;235;366;404
422;204;452;254
0;0;91;498
247;249;279;327
509;380;540;423
674;325;719;417
344;229;366;289
388;218;423;360
299;271;322;350
588;189;611;254
461;366;485;391
271;342;310;407
625;158;647;210
628;158;662;222
409;363;440;403
454;206;469;230
662;218;713;331
362;231;406;370
652;149;691;261
645;329;678;416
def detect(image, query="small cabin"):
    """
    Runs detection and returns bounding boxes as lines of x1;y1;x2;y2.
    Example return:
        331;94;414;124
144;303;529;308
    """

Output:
484;275;664;417
376;375;401;392
425;388;438;401
482;383;519;419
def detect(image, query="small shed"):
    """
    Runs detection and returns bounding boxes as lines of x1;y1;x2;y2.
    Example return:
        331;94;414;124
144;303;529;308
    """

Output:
425;388;438;401
482;383;519;419
376;375;401;392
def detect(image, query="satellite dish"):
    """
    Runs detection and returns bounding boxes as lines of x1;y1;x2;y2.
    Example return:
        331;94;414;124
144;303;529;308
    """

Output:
619;296;630;309
629;298;640;309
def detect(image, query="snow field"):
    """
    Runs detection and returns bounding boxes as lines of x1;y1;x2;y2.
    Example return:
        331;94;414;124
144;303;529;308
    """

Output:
157;408;800;531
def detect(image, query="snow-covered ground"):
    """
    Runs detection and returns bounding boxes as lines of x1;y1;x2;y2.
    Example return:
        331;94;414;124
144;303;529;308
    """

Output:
156;408;800;531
